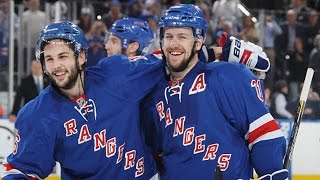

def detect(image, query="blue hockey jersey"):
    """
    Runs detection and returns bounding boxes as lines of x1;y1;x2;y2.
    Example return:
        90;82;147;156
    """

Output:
141;61;286;179
3;54;165;180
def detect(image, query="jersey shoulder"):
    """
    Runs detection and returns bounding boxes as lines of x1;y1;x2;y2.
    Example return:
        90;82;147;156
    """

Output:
205;61;255;81
96;54;162;75
16;86;58;127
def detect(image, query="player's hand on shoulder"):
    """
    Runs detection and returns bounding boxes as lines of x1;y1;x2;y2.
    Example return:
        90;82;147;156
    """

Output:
219;32;271;74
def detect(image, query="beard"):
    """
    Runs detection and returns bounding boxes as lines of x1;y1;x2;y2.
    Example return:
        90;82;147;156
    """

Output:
49;66;80;90
165;42;197;73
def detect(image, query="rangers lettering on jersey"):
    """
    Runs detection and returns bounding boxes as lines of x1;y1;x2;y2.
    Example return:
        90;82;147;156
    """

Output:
155;74;232;171
155;101;232;171
63;119;145;177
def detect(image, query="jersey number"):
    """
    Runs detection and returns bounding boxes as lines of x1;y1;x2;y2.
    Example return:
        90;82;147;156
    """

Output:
233;39;241;58
251;80;264;102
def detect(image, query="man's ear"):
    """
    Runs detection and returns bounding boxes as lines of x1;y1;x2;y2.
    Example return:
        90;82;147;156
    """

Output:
79;51;86;68
127;42;139;55
196;36;204;51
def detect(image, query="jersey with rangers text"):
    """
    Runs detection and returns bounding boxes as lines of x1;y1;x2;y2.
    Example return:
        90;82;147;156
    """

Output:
141;61;286;179
3;54;164;180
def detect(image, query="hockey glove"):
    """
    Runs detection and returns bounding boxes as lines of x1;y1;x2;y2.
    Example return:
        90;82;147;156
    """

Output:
257;169;289;180
219;32;271;73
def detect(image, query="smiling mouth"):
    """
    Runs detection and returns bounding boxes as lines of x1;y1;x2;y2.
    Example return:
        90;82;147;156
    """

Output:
53;71;67;80
170;51;183;56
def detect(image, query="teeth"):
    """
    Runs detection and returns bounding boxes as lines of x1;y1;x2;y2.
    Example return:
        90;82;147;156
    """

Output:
170;52;182;55
55;72;65;76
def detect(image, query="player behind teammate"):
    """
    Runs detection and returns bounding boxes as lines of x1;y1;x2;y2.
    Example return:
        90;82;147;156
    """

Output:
141;4;288;180
104;17;154;57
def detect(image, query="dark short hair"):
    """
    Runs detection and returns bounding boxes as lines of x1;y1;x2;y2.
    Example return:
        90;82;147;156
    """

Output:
275;80;287;92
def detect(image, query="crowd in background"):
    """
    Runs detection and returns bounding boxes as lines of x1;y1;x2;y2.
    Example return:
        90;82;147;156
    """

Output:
1;0;320;119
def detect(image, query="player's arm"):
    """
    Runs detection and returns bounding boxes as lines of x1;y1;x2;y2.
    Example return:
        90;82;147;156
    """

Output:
2;106;56;179
214;64;287;178
96;54;165;101
202;32;270;79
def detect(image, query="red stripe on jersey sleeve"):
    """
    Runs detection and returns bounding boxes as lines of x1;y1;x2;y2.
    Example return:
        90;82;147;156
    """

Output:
3;163;40;180
3;163;15;171
248;120;280;144
30;176;40;180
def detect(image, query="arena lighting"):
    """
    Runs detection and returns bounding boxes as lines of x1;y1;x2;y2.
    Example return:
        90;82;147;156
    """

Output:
237;4;257;23
237;4;250;16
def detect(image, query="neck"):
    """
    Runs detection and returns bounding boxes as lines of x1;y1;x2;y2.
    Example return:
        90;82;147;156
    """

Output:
59;71;85;100
170;55;199;81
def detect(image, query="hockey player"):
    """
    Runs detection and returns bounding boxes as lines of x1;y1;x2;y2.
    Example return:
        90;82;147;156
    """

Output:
104;17;154;56
141;4;288;180
2;21;162;180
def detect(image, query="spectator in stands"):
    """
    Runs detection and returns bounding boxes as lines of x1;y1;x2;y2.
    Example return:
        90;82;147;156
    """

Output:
20;0;48;75
270;80;294;119
238;15;260;44
309;34;320;96
77;6;94;38
0;0;20;43
275;9;304;81
287;37;308;101
287;87;320;119
256;13;282;90
197;1;216;47
8;60;49;123
304;9;320;55
0;25;8;91
102;1;125;29
86;20;107;67
211;0;242;34
0;0;19;91
214;16;236;41
140;0;161;19
288;0;311;23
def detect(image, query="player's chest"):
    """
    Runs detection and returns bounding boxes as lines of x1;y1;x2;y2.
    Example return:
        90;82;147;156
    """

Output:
55;92;137;143
159;73;209;108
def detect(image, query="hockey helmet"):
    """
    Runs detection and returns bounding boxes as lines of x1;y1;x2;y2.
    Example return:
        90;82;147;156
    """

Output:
107;17;154;55
159;4;207;40
35;21;88;63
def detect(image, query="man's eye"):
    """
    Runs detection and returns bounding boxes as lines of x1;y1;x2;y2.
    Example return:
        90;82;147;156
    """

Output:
45;58;53;62
111;39;119;44
60;56;68;59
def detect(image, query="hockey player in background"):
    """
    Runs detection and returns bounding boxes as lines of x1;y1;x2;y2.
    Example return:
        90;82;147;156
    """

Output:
141;4;288;180
104;17;154;57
